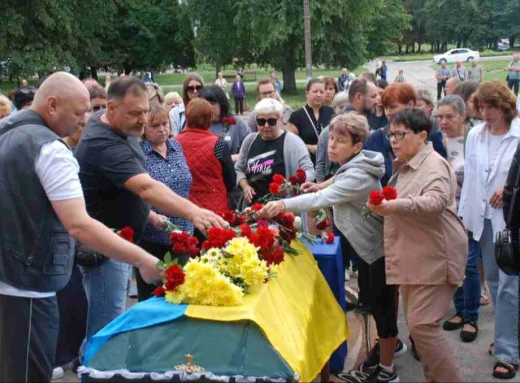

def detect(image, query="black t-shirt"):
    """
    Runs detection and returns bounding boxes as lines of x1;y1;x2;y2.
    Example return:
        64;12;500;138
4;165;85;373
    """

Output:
288;104;334;164
245;132;286;202
74;112;150;243
367;112;388;131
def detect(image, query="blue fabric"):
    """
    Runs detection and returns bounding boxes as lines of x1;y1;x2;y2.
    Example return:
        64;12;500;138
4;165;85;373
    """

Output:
84;297;188;365
80;259;133;361
453;237;481;322
364;126;447;186
304;237;348;373
140;139;193;244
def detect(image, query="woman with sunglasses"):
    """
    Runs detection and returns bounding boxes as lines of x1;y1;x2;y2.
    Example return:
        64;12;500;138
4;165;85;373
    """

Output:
235;98;314;206
169;72;204;136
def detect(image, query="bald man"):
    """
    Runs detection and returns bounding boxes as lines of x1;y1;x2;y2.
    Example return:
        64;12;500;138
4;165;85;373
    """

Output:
0;72;162;382
445;77;461;96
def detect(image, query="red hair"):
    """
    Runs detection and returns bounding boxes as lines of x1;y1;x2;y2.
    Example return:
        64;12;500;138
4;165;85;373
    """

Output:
186;98;214;130
381;83;416;108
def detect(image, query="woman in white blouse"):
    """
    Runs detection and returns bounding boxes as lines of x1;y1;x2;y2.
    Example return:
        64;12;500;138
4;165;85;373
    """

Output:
458;80;520;379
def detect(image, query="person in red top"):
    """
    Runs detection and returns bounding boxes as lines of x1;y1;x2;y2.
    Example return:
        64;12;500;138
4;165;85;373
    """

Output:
175;98;236;243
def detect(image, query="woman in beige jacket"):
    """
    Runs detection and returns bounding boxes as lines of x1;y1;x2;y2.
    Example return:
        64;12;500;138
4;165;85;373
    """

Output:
368;108;468;383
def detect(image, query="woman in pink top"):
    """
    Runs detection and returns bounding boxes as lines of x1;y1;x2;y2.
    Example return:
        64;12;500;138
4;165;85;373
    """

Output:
368;108;467;383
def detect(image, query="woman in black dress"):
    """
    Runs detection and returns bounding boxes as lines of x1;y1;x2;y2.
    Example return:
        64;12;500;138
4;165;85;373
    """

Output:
286;78;334;165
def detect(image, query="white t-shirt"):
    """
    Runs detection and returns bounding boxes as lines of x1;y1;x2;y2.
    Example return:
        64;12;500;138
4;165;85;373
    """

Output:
484;133;504;219
0;140;83;298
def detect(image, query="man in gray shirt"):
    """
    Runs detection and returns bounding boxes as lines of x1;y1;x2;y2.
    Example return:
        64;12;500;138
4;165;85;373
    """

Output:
436;61;451;100
451;61;468;81
468;59;483;83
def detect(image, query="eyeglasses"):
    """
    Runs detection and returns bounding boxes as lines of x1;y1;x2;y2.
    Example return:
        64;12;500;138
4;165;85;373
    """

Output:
260;90;276;97
436;114;457;121
186;85;203;93
92;105;107;112
388;131;413;141
256;118;278;127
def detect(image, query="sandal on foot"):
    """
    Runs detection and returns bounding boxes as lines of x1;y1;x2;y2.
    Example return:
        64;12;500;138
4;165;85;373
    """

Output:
460;320;478;342
489;343;494;356
443;313;464;331
493;360;519;379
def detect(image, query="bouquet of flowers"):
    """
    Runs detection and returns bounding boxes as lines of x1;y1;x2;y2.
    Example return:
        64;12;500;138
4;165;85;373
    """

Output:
362;186;398;219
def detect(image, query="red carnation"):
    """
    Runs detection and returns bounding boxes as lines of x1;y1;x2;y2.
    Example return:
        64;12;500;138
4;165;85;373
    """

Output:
261;246;285;266
202;227;236;250
272;174;285;184
164;264;185;291
169;232;199;256
222;117;237;125
382;186;398;201
369;190;385;206
288;175;298;184
295;169;307;184
153;286;166;297
250;203;263;211
119;226;134;243
240;224;253;237
316;219;330;231
325;232;335;244
269;182;281;195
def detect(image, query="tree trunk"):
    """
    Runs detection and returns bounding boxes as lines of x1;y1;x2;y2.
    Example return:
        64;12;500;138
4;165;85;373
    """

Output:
418;43;422;53
510;36;515;49
90;67;98;81
282;47;297;95
411;43;415;53
405;44;409;54
215;57;222;79
398;44;402;54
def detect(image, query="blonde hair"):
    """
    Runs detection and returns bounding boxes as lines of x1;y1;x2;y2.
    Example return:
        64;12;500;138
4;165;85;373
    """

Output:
254;98;284;117
0;95;12;117
164;91;182;106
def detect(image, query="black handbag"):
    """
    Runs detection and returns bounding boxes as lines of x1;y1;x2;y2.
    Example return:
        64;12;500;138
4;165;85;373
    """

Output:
495;161;520;275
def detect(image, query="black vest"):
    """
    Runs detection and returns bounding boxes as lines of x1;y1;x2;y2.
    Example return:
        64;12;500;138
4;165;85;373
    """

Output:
0;110;74;292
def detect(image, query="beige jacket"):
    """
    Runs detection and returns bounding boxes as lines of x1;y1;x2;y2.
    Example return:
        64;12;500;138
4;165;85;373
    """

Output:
384;142;468;285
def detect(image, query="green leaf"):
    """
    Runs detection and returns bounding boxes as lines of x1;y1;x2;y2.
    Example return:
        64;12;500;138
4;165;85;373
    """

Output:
164;252;172;264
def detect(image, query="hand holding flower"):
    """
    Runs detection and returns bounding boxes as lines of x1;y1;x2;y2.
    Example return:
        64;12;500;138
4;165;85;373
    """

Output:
367;199;397;216
259;200;286;219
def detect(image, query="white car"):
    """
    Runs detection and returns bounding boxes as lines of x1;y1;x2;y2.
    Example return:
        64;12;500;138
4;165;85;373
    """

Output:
433;48;480;64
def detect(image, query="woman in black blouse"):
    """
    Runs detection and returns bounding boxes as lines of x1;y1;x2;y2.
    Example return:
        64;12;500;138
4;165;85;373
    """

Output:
286;78;334;164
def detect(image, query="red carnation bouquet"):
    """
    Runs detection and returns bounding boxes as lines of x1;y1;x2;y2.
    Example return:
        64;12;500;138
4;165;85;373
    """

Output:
117;226;134;242
221;116;237;126
262;168;307;201
362;186;398;219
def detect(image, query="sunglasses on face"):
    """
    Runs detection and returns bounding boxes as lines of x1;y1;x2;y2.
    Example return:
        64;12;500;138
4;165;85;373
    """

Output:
256;118;278;127
186;85;203;93
92;105;107;112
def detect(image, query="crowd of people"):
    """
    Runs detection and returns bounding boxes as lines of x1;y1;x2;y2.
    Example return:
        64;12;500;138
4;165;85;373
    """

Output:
0;60;520;383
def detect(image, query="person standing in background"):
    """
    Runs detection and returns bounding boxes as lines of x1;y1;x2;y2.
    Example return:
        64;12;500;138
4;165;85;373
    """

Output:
452;61;468;82
436;61;452;100
231;74;246;115
215;72;230;99
506;54;520;96
468;59;483;83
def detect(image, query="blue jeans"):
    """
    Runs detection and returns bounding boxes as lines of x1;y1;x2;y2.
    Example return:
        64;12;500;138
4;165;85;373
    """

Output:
480;219;519;364
453;237;481;322
79;258;132;360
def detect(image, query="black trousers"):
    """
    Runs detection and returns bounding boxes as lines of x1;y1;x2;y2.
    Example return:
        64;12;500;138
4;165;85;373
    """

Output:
437;81;446;100
234;98;244;115
136;240;172;302
0;294;59;382
357;257;398;338
508;79;520;96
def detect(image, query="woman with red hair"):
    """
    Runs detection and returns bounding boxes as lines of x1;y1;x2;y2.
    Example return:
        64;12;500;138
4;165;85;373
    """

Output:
364;83;446;186
175;98;236;243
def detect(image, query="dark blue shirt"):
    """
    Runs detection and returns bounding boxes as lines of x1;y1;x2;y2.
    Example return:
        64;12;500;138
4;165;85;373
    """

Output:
140;139;193;245
364;126;447;186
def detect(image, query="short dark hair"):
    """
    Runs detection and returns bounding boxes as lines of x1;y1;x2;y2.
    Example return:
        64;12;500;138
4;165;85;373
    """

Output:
107;76;147;101
376;79;388;89
89;84;107;100
452;80;479;104
198;85;231;119
14;87;35;110
322;76;339;93
391;108;432;136
306;78;325;91
348;79;368;102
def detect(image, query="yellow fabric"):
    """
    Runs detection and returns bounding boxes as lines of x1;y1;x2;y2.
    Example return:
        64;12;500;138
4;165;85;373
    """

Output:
186;240;349;382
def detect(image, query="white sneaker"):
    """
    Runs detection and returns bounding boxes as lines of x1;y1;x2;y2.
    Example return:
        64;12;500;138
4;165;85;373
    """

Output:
52;367;64;381
345;269;350;281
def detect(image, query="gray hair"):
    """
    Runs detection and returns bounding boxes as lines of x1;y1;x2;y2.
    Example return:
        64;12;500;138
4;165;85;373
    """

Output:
254;98;283;116
416;88;434;107
332;91;349;112
437;95;466;115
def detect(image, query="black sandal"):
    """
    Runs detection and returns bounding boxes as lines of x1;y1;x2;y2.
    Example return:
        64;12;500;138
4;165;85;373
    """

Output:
460;320;478;342
493;360;519;379
442;313;464;331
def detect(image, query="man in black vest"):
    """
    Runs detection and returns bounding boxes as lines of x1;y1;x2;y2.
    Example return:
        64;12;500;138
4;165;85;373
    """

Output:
0;72;164;382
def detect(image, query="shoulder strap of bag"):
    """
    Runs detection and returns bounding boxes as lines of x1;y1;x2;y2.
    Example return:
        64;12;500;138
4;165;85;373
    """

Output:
506;162;520;228
303;106;320;139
